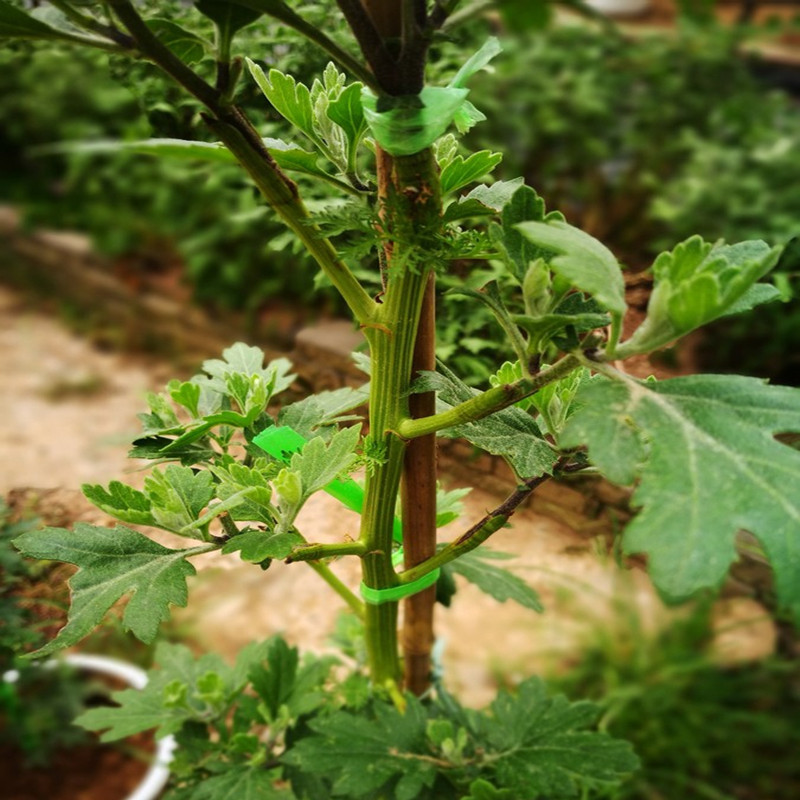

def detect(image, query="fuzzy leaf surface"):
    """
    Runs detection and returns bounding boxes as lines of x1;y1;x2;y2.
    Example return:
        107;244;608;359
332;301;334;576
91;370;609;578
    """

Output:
561;374;800;618
13;525;201;655
188;767;293;800
82;481;156;527
620;237;781;355
473;677;638;795
144;465;214;536
414;367;556;478
516;220;626;315
448;549;543;611
221;528;303;561
247;62;317;143
440;151;502;196
283;697;435;800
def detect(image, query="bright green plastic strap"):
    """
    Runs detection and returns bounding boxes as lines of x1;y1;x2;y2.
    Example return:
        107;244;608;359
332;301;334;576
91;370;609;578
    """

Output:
359;567;441;605
252;425;402;543
361;37;501;157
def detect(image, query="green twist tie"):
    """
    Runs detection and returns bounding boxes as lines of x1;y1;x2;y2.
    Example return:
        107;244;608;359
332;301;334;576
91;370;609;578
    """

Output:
360;37;501;157
359;567;441;606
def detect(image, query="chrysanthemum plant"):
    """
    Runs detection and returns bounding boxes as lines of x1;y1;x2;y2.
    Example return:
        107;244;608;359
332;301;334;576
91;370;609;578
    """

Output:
5;0;799;797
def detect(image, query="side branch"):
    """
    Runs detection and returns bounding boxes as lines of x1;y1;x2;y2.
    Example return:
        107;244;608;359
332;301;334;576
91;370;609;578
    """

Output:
397;354;581;439
397;470;557;584
286;540;367;562
107;0;376;325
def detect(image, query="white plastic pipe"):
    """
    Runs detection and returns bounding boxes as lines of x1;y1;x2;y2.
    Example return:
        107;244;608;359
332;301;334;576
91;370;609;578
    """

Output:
62;653;176;800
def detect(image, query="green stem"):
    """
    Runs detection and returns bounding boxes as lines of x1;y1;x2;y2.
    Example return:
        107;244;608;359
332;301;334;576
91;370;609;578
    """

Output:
397;354;581;439
358;150;441;686
108;0;375;324
233;0;379;89
206;119;376;324
287;540;367;562
397;471;553;583
307;561;365;618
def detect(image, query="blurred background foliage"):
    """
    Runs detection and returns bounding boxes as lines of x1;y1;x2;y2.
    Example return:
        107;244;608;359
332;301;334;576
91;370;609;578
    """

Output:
1;0;799;382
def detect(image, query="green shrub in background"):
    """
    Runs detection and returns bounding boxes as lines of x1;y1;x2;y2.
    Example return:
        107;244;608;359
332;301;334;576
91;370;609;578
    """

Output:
3;12;799;381
4;0;800;797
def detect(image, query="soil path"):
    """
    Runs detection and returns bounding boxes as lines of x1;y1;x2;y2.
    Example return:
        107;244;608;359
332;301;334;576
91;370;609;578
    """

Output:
0;284;771;705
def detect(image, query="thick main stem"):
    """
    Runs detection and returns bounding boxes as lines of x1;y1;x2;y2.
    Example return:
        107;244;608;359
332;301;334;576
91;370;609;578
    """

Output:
358;147;441;688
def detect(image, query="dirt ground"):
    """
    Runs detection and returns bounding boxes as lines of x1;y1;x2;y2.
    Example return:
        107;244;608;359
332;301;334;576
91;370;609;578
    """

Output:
0;283;775;706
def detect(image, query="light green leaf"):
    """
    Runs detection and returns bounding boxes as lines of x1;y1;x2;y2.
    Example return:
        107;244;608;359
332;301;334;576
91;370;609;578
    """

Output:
290;424;362;499
464;780;515;800
221;528;303;561
619;237;781;356
147;19;207;64
203;346;295;400
82;481;155;527
440;150;503;196
517;220;626;316
212;462;275;524
447;549;543;611
144;465;214;537
278;384;369;441
14;525;202;655
450;37;502;89
561;374;800;620
247;61;318;143
78;641;233;740
720;282;783;317
327;82;366;149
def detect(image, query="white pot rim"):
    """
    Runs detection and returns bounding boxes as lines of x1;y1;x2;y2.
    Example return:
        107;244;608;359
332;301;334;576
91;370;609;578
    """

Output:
2;653;174;800
62;654;176;800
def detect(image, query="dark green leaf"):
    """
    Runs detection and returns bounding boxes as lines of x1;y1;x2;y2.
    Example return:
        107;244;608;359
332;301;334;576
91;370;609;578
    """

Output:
477;677;639;795
415;365;556;478
14;525;202;655
500;185;558;282
147;19;207;64
448;548;543;611
284;697;435;800
189;767;293;799
561;374;800;620
0;0;96;41
195;0;261;38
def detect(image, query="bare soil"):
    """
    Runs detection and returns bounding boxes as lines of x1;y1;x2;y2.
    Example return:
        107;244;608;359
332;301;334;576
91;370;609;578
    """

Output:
0;284;775;708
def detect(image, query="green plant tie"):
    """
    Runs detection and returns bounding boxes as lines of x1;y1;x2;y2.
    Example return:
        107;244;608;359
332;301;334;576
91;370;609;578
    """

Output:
360;37;501;157
359;566;441;606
